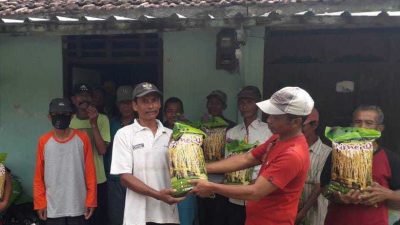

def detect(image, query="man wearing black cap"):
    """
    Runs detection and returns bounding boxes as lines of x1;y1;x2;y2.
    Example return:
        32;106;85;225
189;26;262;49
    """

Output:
110;82;184;225
70;84;110;225
225;86;272;225
33;98;97;225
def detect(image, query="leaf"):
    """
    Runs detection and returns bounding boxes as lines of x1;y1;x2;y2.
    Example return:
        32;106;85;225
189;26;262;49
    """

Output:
172;122;206;140
201;117;229;129
325;127;381;142
226;140;259;153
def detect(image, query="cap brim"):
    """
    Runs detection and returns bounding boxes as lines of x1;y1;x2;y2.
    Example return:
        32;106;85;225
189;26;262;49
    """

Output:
136;90;163;98
256;99;285;115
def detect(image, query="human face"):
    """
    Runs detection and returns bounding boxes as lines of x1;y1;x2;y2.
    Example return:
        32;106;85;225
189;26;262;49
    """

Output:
352;110;384;132
302;121;317;140
118;100;134;118
267;114;300;135
133;93;161;121
207;97;224;117
72;92;93;111
165;102;182;125
238;98;258;120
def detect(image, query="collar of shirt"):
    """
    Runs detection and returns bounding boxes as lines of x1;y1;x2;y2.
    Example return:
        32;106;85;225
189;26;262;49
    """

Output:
132;119;168;137
309;137;324;154
239;118;263;131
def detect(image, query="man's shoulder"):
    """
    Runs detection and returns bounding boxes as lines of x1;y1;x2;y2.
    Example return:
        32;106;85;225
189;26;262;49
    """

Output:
226;124;242;136
38;131;54;143
98;113;110;122
116;123;135;135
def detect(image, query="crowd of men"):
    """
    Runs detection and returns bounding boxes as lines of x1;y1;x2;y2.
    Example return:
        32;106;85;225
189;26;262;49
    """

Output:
27;81;400;225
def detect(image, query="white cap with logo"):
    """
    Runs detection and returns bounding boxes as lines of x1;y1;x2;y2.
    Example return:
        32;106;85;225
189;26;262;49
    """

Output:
256;87;314;116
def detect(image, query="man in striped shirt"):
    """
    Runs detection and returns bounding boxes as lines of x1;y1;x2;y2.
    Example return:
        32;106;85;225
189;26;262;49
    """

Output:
296;108;331;225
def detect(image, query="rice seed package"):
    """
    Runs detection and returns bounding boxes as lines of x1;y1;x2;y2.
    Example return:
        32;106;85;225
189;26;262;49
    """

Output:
224;140;258;185
169;122;208;197
324;127;381;197
0;153;8;199
201;117;229;162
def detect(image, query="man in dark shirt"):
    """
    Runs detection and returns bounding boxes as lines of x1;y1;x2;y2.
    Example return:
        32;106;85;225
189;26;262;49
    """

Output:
320;105;400;225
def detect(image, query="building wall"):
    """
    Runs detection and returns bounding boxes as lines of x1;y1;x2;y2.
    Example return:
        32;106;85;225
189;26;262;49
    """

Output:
0;27;265;196
0;36;63;196
163;26;265;122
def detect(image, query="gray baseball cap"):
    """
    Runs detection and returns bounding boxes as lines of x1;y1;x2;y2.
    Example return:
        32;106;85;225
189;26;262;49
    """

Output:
132;82;162;99
116;85;134;102
49;98;73;113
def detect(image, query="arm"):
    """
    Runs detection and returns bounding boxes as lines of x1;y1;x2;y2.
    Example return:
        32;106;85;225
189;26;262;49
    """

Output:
360;149;400;207
120;173;184;205
0;171;12;212
361;182;400;207
88;106;109;155
206;151;260;174
82;132;97;209
33;139;47;220
192;175;277;201
296;184;321;223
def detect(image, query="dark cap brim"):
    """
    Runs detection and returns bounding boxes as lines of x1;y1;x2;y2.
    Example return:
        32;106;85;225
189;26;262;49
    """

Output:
135;90;163;98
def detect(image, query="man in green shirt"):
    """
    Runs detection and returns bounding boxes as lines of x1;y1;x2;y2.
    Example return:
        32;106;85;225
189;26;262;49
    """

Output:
70;83;110;225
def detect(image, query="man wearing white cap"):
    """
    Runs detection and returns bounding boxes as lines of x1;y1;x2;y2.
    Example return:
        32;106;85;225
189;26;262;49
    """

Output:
192;87;314;225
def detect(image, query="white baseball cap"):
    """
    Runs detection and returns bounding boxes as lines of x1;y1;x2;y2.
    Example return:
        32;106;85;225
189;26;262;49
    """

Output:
256;87;314;116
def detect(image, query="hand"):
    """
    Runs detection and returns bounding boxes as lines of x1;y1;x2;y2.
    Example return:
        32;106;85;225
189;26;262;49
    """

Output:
158;189;185;205
37;208;47;220
295;208;307;225
361;182;394;206
190;179;215;198
87;105;99;123
333;189;362;204
84;207;95;220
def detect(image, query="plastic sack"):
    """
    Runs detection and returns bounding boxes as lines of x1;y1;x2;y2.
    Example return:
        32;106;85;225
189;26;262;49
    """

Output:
224;140;258;185
324;127;381;196
169;122;208;197
201;117;228;162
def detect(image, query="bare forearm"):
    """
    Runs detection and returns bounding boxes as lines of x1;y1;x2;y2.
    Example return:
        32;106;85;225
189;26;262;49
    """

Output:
204;176;277;201
90;123;107;155
211;183;260;200
387;190;400;209
207;152;259;174
120;174;161;200
300;184;321;214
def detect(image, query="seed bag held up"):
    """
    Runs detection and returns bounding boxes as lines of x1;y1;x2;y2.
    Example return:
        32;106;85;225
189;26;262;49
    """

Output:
169;122;208;197
201;117;229;162
224;140;258;185
324;127;381;198
0;153;7;199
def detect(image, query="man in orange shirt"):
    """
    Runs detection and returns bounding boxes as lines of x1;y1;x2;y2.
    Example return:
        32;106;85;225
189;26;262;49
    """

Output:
192;87;313;225
33;98;97;225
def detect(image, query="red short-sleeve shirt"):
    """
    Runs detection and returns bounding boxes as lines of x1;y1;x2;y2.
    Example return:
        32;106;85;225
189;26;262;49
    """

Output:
246;134;310;225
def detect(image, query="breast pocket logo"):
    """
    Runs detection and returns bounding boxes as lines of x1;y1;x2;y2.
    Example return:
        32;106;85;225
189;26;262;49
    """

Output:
132;143;144;151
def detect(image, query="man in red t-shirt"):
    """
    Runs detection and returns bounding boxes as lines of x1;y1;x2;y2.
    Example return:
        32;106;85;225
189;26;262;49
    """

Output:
192;87;314;225
320;105;400;225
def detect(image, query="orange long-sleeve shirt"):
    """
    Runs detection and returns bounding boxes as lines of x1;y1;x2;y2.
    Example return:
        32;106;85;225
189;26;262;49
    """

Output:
33;129;97;217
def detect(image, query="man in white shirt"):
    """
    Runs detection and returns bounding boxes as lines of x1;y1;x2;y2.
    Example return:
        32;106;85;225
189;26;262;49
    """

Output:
225;86;273;225
296;108;331;225
110;82;184;225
